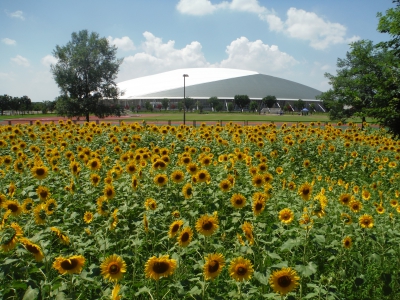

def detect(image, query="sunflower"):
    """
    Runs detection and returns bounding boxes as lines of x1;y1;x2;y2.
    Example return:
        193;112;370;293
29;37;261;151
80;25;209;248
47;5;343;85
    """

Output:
36;185;51;201
252;195;266;216
145;255;177;280
390;199;398;208
20;238;44;261
177;227;193;247
33;204;47;225
31;165;49;180
45;199;57;215
252;174;264;187
154;174;168;187
90;173;101;186
298;182;312;201
50;227;70;245
279;208;294;224
287;181;296;191
170;170;185;183
97;196;109;216
196;169;210;183
219;179;232;192
22;198;34;213
104;185;116;200
229;257;254;282
2;200;23;217
230;193;246;209
53;255;85;275
69;161;81;176
339;193;352;206
84;211;94;224
171;210;180;218
342;236;352;249
8;182;16;197
144;198;157;210
203;253;225;280
242;221;254;245
275;166;284;175
359;214;374;228
168;220;184;238
376;205;385;214
349;200;362;213
143;213;149;232
182;183;193;199
100;254;127;282
131;175;139;190
110;209;119;231
195;213;219;236
340;213;352;225
186;162;199;175
1;223;23;252
269;267;300;295
362;189;371;201
111;284;121;300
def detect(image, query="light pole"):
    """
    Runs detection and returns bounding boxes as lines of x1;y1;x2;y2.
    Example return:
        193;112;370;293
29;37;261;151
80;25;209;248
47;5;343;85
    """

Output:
183;74;189;125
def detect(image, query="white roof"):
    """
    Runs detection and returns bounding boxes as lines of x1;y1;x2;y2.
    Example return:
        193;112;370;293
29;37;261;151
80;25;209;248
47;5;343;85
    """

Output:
117;68;258;98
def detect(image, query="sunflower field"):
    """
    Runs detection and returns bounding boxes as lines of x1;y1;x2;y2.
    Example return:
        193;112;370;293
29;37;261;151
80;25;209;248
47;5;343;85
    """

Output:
0;120;399;299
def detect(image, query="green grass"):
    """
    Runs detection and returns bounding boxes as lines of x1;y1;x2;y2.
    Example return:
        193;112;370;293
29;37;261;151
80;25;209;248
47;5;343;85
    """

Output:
0;113;58;120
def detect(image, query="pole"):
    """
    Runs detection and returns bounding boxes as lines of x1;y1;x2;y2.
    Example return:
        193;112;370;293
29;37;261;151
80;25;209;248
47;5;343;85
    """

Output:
183;74;189;125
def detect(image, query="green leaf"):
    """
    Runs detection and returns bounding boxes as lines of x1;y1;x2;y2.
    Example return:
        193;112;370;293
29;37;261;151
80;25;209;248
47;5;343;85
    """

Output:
22;286;39;300
135;286;151;296
295;262;317;277
314;234;325;244
254;271;269;285
188;286;202;295
280;238;300;251
267;252;282;260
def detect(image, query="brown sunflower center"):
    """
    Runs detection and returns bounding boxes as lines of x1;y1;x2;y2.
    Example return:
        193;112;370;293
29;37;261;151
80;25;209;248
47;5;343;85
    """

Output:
235;199;243;205
208;260;219;273
186;188;192;195
255;203;263;211
61;259;79;270
7;203;18;212
109;263;120;274
181;232;189;242
345;240;351;247
255;179;262;185
153;261;170;274
174;174;182;180
26;244;40;254
202;221;213;231
171;224;180;233
302;188;310;195
277;275;292;288
199;173;206;180
236;266;247;275
157;177;165;184
282;213;290;220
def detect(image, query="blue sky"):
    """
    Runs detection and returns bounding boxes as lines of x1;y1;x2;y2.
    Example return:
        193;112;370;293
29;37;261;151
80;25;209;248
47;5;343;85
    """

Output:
0;0;395;102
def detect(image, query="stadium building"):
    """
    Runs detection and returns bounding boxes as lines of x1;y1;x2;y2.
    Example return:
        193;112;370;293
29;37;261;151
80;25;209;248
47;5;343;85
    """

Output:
117;68;324;113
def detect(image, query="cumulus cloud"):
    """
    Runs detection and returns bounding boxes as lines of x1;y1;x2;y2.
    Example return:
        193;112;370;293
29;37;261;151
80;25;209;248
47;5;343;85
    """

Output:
2;38;16;45
11;55;30;67
217;37;298;73
107;36;136;51
41;55;58;67
6;10;25;20
119;31;209;80
176;0;268;16
266;8;360;50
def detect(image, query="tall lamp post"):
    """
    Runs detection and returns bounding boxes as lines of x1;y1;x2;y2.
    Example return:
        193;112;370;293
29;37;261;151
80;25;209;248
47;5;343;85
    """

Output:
183;74;189;125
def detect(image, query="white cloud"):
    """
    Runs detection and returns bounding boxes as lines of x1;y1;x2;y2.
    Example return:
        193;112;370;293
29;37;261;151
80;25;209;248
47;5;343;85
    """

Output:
119;31;209;80
6;10;25;20
176;0;268;16
2;38;16;45
217;37;298;73
11;55;30;67
107;36;136;51
0;72;10;79
266;8;360;50
41;55;58;67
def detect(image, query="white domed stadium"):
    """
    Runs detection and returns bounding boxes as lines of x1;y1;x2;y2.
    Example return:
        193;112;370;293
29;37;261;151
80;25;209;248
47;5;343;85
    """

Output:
117;68;324;112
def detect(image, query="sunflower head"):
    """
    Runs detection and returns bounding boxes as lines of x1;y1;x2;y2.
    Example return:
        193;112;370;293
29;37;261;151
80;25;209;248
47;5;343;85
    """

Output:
36;185;51;201
100;254;127;282
53;255;85;275
154;174;168;187
145;255;177;280
84;211;94;224
342;236;352;249
298;182;312;200
177;227;193;247
359;214;374;228
195;214;219;236
182;183;193;199
168;220;183;238
20;238;44;261
1;223;23;252
269;267;300;295
203;253;225;280
279;208;294;224
230;193;246;209
229;257;254;282
3;200;23;217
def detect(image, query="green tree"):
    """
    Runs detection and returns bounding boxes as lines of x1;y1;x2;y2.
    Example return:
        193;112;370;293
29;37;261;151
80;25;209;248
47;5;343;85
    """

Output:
249;101;258;113
0;94;11;115
183;97;195;111
144;101;153;112
233;95;250;112
161;98;169;110
263;95;277;109
214;101;223;112
208;96;219;111
227;102;234;112
51;30;123;122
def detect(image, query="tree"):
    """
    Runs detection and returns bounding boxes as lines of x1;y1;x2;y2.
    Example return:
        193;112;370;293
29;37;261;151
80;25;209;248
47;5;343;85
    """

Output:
0;94;11;115
183;98;195;111
161;98;169;110
51;30;123;122
227;102;234;112
144;101;153;112
249;101;258;113
309;103;316;114
233;95;250;112
214;101;223;112
19;95;32;114
263;95;277;109
208;96;219;111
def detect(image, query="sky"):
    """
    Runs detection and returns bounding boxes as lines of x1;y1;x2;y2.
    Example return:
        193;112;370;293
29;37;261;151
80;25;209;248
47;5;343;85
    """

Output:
0;0;395;102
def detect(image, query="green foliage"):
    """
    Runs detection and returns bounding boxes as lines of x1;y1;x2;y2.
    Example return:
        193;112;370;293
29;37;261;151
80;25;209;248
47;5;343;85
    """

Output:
262;95;277;108
0;94;12;115
233;95;250;111
161;98;169;110
183;97;195;111
227;102;234;112
51;30;123;122
144;101;154;112
249;101;258;113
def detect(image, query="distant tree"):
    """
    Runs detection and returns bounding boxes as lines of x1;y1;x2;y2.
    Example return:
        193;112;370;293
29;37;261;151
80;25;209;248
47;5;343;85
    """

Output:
309;103;316;114
249;101;258;113
263;95;277;109
284;104;292;113
198;103;204;113
144;101;153;112
227;102;234;112
297;99;305;111
161;98;169;110
183;98;195;111
214;101;223;112
51;30;123;122
208;96;219;111
177;101;183;111
156;104;162;111
0;94;12;115
233;95;250;112
19;95;32;114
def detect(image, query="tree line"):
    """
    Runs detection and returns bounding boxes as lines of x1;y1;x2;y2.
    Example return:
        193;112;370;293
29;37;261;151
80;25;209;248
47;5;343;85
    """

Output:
318;1;400;138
